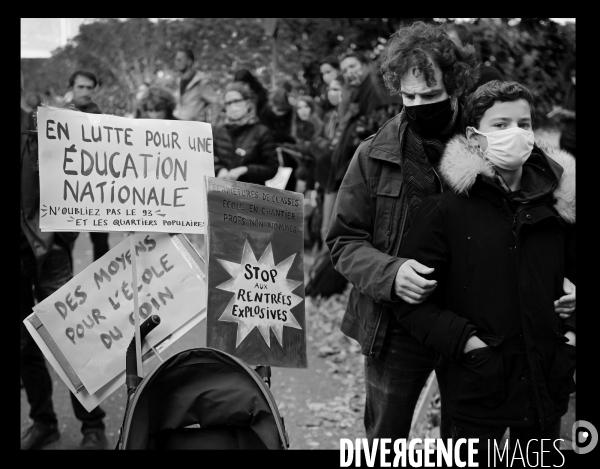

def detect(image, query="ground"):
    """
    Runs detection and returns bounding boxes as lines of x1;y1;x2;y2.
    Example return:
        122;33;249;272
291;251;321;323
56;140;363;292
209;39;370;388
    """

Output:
21;128;575;450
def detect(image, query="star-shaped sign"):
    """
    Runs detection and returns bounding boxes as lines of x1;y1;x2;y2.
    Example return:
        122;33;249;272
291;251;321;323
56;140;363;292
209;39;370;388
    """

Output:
216;240;303;348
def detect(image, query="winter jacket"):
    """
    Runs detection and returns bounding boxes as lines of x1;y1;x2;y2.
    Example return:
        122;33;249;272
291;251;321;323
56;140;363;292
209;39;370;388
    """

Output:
327;67;392;193
174;71;219;124
395;136;576;429
20;108;79;271
213;122;279;186
326;113;417;357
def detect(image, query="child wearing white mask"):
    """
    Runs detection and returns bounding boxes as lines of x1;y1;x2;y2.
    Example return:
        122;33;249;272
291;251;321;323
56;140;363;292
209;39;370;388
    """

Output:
395;80;576;452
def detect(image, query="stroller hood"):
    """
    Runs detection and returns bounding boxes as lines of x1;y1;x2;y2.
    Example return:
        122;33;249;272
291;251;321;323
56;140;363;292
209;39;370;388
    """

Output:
120;348;288;449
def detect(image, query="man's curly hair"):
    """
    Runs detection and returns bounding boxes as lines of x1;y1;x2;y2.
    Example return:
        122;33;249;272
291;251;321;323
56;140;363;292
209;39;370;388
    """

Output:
380;21;481;99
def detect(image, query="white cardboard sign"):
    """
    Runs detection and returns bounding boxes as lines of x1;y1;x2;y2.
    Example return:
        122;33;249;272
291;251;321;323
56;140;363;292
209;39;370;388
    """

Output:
37;107;215;234
30;233;206;395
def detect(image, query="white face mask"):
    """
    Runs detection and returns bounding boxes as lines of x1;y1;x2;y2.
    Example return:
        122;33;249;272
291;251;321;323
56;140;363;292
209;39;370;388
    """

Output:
469;126;535;171
327;89;341;106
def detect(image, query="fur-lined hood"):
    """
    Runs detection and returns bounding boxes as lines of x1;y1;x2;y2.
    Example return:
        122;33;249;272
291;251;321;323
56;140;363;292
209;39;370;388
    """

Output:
439;135;576;223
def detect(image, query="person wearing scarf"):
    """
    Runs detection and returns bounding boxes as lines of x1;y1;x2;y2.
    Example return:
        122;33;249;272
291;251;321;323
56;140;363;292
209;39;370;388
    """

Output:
326;22;482;442
395;80;575;452
327;22;577;443
212;82;278;186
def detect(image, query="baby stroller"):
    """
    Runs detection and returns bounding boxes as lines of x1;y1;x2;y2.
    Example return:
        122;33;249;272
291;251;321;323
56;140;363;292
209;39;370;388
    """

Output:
116;316;289;449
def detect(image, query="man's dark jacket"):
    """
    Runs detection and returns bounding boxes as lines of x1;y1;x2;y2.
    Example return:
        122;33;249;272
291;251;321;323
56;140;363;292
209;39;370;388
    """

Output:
213;122;278;186
20;108;78;271
326;112;421;357
396;136;576;429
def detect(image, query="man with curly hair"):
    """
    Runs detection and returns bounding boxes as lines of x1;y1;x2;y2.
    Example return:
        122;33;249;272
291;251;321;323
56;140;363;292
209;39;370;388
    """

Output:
327;21;574;441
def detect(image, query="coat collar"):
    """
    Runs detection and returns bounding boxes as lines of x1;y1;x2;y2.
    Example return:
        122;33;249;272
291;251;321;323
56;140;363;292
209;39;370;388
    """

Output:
440;135;576;223
363;113;403;164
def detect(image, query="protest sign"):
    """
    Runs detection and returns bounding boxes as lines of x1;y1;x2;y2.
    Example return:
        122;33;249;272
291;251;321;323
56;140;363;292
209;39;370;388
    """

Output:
24;306;206;413
205;177;307;368
30;232;207;395
37;107;214;234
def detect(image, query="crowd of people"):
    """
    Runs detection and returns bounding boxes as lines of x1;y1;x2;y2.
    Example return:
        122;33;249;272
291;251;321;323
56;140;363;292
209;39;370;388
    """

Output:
21;20;575;451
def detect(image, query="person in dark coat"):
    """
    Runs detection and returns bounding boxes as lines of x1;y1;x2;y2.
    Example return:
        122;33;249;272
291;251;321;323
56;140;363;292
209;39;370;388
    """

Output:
287;95;323;192
395;81;576;450
213;81;278;186
326;23;576;444
21;73;108;449
309;75;344;245
326;51;390;195
259;88;298;190
327;23;481;442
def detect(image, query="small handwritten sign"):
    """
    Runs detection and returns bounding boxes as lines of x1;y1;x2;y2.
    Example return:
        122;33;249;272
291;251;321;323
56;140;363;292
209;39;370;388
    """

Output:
206;177;307;368
37;107;214;234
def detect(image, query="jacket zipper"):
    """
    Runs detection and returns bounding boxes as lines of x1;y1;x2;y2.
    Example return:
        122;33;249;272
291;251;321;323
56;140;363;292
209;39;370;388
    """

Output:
431;165;444;193
505;194;549;427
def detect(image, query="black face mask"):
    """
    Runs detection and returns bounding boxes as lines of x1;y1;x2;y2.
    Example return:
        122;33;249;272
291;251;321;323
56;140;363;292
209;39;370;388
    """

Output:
405;98;454;138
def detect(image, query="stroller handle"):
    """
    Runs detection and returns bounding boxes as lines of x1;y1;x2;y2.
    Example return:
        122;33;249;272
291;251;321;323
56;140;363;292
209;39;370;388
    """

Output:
126;315;161;391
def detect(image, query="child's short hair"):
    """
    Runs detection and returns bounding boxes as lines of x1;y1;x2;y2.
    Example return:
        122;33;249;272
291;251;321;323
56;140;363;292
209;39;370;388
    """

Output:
462;80;535;130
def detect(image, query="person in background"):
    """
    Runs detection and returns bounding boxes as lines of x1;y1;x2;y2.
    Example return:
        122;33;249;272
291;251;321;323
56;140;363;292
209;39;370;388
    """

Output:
320;57;341;88
173;48;219;124
213;81;278;186
317;56;342;113
548;59;576;157
287;95;324;193
260;87;295;144
291;96;324;146
324;51;390;249
234;69;269;117
259;87;297;190
24;92;43;112
21;72;108;450
139;86;178;120
309;75;344;247
127;82;150;119
67;71;109;263
68;70;102;114
395;81;576;451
